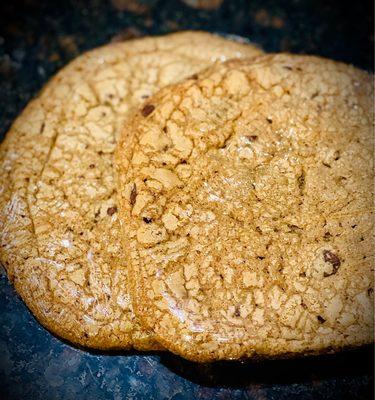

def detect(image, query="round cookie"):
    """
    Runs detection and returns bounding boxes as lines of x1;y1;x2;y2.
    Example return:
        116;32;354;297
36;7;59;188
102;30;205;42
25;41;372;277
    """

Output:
116;54;374;361
0;31;263;350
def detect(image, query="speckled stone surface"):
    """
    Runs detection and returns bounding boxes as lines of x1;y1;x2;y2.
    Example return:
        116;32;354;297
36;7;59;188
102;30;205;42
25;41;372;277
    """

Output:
0;0;373;398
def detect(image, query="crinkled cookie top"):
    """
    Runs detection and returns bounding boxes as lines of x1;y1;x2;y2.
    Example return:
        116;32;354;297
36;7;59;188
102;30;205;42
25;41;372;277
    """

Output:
0;31;262;350
116;54;374;361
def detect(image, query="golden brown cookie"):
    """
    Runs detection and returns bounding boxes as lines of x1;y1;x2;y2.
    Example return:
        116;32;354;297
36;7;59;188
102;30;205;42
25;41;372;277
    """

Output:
116;54;374;361
0;31;262;350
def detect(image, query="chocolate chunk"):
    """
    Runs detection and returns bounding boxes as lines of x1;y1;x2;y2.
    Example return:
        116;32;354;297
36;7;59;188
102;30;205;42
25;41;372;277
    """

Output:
107;206;118;216
288;224;302;233
323;231;332;241
323;250;341;277
130;183;137;206
317;315;326;323
141;104;155;117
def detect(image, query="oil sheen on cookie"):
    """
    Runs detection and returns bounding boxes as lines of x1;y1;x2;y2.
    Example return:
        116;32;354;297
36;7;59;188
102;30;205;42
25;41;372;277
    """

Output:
117;54;374;361
0;31;263;350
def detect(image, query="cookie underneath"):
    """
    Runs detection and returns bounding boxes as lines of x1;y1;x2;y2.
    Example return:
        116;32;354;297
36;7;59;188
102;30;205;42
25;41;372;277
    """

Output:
0;31;262;350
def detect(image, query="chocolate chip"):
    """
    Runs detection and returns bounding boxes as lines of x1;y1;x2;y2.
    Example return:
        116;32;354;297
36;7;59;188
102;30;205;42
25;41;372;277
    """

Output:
323;231;332;241
130;183;137;206
94;210;100;218
107;206;118;216
283;66;292;70
257;256;265;260
143;217;152;224
89;164;95;169
234;307;240;317
368;288;373;296
246;135;258;142
299;272;306;277
317;315;326;323
190;73;198;80
141;104;155;117
323;250;341;276
266;117;273;124
288;224;302;233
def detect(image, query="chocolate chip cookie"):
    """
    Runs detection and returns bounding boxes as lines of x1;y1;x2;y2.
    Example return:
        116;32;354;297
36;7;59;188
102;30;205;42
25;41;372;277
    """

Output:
0;31;262;350
117;54;374;360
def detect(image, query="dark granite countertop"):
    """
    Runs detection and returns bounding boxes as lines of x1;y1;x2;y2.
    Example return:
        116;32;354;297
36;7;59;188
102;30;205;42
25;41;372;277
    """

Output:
0;1;373;399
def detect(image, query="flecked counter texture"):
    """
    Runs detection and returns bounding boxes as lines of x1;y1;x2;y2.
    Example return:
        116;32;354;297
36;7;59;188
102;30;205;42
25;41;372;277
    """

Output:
0;0;373;399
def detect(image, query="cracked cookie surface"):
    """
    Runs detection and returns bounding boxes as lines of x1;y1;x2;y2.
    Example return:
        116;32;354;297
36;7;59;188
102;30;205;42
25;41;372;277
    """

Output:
116;54;374;361
0;31;262;350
